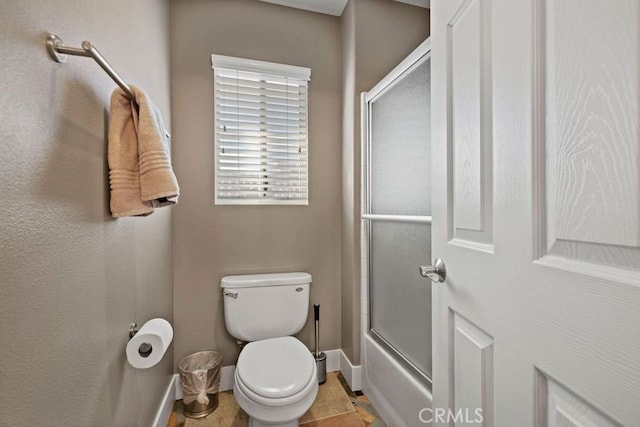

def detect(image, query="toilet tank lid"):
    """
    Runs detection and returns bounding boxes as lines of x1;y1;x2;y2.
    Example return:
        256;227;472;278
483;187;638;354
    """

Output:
220;272;312;289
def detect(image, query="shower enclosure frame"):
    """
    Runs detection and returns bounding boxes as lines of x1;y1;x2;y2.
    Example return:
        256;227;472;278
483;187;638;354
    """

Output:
360;38;433;426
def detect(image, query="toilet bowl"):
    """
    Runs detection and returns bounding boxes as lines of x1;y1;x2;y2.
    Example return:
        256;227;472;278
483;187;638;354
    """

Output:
234;337;318;427
220;272;318;426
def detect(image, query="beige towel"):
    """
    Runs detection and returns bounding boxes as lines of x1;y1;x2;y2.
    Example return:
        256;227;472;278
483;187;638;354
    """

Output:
108;86;179;217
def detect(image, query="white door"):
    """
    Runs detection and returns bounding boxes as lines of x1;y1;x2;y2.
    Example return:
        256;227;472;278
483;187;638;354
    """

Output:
429;0;640;426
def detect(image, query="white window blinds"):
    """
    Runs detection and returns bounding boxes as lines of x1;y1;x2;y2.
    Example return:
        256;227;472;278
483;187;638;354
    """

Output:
211;55;311;205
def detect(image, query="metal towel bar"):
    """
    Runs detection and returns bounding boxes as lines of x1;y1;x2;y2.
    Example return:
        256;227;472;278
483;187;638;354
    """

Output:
46;33;135;101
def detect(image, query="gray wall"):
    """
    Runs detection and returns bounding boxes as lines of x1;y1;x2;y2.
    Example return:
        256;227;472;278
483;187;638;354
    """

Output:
171;0;342;367
0;1;173;425
341;0;430;364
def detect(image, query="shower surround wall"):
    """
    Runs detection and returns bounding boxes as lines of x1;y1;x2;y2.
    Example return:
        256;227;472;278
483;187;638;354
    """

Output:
170;0;343;367
0;1;173;425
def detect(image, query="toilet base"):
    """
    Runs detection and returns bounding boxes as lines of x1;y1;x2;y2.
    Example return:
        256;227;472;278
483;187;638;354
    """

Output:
249;418;298;427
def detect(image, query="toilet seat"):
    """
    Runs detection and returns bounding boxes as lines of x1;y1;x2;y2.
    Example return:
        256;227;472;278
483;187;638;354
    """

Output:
235;366;317;408
235;336;315;405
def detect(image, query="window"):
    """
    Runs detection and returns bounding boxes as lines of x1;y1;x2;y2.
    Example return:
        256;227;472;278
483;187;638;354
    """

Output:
211;55;311;205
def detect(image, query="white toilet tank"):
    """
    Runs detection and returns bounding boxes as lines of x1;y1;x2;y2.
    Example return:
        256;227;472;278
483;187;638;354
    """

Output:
221;272;312;342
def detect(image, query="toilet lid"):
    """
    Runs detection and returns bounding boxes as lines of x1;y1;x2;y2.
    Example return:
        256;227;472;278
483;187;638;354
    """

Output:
236;336;314;399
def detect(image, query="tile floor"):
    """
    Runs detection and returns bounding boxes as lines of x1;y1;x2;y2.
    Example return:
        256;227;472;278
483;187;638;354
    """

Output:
167;372;386;427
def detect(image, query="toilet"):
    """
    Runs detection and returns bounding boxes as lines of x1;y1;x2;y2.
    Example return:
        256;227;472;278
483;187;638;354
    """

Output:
221;272;318;427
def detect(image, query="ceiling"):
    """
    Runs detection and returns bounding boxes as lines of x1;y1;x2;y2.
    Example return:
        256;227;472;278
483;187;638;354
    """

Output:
259;0;429;16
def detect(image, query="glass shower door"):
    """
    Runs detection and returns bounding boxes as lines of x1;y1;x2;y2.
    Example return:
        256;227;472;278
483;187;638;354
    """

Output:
362;47;432;382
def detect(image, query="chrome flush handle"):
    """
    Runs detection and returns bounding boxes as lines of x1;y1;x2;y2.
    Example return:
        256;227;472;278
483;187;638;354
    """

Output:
419;258;447;283
223;290;238;299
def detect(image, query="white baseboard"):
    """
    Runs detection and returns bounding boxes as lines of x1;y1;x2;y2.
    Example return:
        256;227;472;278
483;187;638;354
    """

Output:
174;373;182;399
324;349;341;373
155;348;362;426
220;364;236;391
152;374;178;427
339;349;362;391
173;364;235;401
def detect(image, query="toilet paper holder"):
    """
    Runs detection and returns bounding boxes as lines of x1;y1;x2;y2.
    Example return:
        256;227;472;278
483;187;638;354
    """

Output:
128;322;153;358
129;323;139;339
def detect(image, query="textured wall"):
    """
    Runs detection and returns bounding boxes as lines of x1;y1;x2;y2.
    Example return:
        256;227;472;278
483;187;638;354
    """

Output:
341;0;430;364
171;0;342;367
0;1;173;425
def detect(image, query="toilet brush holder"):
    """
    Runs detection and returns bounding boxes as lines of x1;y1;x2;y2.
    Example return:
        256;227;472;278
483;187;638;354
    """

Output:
315;351;327;385
313;304;327;384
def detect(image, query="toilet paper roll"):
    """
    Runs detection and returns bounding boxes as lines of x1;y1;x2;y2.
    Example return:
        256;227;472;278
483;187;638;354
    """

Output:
126;318;173;369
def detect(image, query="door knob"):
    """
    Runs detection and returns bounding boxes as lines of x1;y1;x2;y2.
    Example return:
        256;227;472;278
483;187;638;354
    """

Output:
419;258;446;283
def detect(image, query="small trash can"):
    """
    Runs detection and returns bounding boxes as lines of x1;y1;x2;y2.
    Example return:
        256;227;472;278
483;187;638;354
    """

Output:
178;351;222;419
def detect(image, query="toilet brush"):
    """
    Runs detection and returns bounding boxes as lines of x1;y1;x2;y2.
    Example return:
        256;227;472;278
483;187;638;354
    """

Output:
314;304;327;384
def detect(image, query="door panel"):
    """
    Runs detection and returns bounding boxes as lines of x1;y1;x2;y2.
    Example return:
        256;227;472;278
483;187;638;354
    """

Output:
540;0;640;275
450;0;483;232
536;372;623;427
451;312;494;427
431;0;640;426
447;0;494;251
